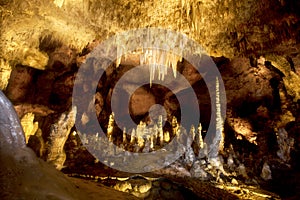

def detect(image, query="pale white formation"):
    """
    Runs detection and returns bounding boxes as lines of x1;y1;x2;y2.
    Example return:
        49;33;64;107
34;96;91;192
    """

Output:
261;162;272;180
208;77;224;158
157;115;164;146
114;28;189;86
190;125;196;142
276;128;294;163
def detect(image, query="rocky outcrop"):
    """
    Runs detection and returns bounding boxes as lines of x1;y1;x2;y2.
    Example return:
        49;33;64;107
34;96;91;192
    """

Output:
0;0;300;198
46;106;76;170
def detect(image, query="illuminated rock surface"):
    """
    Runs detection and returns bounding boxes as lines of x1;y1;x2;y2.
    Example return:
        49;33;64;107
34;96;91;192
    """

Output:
1;0;300;199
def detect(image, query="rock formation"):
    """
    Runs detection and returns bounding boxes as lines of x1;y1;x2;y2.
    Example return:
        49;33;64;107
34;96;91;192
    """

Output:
1;0;300;199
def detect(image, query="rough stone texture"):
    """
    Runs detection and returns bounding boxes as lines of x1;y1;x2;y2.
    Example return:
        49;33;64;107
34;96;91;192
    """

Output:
0;0;300;199
46;106;76;170
1;0;299;77
20;112;39;144
129;87;156;116
5;65;35;103
0;59;11;90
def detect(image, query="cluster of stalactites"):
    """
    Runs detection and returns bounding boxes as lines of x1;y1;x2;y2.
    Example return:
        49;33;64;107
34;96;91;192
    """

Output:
114;29;186;86
116;47;182;87
140;49;182;86
180;0;210;40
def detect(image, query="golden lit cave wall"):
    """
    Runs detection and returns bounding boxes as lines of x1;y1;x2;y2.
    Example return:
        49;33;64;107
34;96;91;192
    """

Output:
1;0;299;95
1;0;287;66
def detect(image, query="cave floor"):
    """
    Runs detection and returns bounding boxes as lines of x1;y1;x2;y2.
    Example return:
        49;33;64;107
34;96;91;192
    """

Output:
65;168;282;200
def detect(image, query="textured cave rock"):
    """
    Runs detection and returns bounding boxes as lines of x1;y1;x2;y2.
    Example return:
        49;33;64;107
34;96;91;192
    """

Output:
0;0;300;199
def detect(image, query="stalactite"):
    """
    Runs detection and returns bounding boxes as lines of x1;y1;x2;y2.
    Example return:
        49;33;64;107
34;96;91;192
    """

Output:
114;29;185;85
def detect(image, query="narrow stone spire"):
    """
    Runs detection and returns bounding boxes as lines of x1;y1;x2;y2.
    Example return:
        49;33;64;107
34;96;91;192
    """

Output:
122;127;127;144
208;77;224;158
158;115;164;146
190;125;196;142
172;116;179;136
130;129;136;144
107;112;114;140
197;123;204;148
164;131;170;143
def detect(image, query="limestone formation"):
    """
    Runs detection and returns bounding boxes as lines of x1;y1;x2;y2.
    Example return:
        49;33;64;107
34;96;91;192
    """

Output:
46;106;76;170
163;131;170;143
1;0;300;198
276;128;294;163
107;112;114;142
20;112;38;144
261;162;272;181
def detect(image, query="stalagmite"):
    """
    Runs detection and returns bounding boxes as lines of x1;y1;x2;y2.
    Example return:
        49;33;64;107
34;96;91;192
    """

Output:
197;123;204;149
216;77;224;153
208;77;224;158
137;136;144;149
197;123;208;159
143;135;151;153
164;131;170;143
153;124;158;144
261;162;272;180
94;132;99;142
150;135;154;150
276;128;294;162
107;112;114;140
190;125;196;142
172;116;179;136
81;133;88;145
136;121;146;139
158;115;164;146
123;127;127;144
130;129;136;144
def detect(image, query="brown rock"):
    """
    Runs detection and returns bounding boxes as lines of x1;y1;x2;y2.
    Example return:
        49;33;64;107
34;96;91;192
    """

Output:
129;87;156;116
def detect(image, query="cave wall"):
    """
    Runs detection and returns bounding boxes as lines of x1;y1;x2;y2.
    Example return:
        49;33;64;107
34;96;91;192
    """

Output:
1;0;300;197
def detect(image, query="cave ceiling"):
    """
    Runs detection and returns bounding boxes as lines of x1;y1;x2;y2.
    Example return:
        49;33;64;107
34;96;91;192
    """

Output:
1;0;300;199
1;0;300;68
